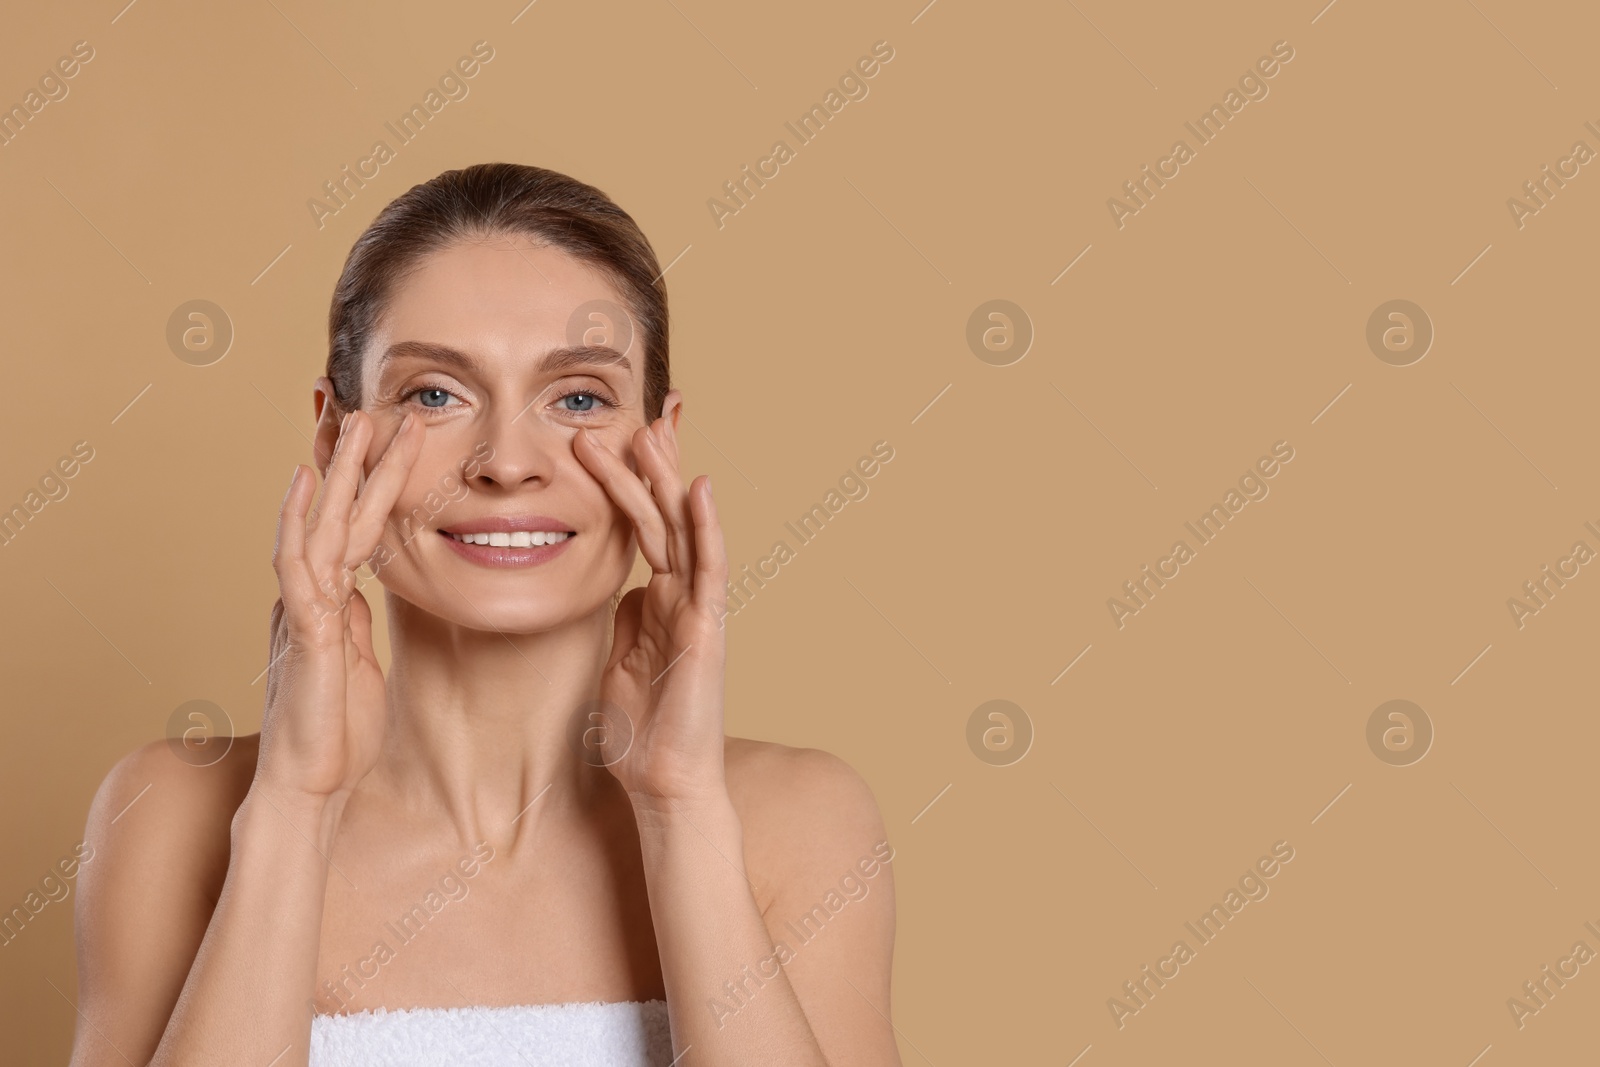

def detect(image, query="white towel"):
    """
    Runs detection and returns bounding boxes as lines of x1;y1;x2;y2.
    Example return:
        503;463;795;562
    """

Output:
309;999;673;1066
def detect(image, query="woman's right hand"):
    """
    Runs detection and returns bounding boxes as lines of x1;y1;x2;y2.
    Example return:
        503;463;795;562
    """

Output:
254;409;423;805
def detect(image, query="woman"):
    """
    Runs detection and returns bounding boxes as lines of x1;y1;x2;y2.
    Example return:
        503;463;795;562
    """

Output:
69;163;900;1066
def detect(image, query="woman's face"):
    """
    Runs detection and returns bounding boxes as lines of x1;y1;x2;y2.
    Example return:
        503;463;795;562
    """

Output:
316;234;670;633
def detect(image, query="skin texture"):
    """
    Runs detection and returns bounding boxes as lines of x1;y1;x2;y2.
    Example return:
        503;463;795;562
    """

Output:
68;236;901;1067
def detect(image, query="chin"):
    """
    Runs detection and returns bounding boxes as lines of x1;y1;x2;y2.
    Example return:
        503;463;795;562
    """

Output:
388;581;615;635
442;598;593;635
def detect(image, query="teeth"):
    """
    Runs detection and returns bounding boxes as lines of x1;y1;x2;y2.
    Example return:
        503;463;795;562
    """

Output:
450;531;571;547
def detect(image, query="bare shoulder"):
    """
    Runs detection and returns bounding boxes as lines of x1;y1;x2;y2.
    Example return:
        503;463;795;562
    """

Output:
723;737;895;913
721;738;902;1062
82;731;260;894
71;733;259;1065
724;737;886;844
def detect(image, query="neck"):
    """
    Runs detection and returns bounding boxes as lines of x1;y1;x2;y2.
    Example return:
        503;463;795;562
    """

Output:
365;588;626;854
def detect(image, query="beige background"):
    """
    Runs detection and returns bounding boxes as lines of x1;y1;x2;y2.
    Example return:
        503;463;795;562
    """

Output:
2;0;1597;1062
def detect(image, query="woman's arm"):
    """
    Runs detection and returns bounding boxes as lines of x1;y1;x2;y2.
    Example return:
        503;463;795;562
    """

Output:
67;739;243;1067
69;737;347;1067
70;758;346;1067
574;405;900;1065
149;785;346;1066
635;746;901;1067
71;411;421;1066
633;793;829;1065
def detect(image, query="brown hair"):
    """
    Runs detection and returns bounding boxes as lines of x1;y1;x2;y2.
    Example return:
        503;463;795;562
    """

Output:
326;162;670;420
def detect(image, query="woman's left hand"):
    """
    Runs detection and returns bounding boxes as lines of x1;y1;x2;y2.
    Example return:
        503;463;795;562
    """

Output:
572;406;730;809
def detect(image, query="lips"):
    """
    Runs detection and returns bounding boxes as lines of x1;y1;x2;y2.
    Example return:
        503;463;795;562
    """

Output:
436;515;578;569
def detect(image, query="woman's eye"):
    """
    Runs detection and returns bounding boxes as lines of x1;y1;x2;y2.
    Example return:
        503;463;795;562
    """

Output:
414;388;457;409
559;392;607;413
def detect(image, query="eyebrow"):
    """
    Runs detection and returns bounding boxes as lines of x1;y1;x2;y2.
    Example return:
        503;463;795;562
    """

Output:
377;339;632;377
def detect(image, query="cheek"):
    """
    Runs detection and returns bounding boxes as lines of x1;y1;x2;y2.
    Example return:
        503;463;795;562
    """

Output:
392;449;452;512
562;455;629;530
379;438;471;537
590;425;642;476
560;456;635;554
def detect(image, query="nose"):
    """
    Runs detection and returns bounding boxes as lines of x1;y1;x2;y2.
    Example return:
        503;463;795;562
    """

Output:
465;404;564;491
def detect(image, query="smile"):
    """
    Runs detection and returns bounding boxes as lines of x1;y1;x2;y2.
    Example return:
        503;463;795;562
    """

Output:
447;530;571;547
436;517;578;569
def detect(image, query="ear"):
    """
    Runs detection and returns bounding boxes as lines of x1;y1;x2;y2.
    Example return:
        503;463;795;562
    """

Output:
312;377;343;476
661;388;684;431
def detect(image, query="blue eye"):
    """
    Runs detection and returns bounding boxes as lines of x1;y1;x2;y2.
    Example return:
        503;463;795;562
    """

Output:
416;388;454;408
561;392;601;412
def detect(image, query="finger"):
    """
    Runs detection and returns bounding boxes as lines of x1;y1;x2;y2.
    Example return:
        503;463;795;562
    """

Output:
655;416;683;512
635;423;694;576
572;428;671;572
688;475;728;617
307;411;371;572
273;465;321;624
346;411;423;568
309;412;365;524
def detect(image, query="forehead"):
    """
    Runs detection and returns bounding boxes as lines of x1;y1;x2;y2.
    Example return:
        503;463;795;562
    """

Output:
376;236;630;358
